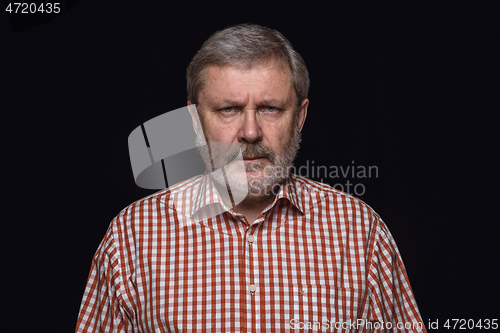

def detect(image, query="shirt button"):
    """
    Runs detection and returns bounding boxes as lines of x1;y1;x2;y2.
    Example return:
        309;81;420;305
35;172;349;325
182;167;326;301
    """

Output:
249;284;257;292
247;235;255;243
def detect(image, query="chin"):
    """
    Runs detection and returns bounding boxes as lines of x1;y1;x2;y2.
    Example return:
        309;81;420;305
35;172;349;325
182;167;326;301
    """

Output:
210;156;289;198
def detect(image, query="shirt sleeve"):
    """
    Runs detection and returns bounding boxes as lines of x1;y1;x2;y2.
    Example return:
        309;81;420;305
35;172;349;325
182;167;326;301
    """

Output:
75;219;134;333
367;219;427;333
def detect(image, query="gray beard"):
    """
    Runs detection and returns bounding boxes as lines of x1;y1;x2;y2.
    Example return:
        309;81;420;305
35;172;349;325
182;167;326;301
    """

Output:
195;120;301;199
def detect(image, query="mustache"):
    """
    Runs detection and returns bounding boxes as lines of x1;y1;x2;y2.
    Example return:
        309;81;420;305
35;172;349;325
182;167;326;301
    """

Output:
222;143;276;165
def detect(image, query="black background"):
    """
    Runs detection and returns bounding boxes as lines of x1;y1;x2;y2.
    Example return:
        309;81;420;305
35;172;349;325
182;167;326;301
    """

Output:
3;1;496;332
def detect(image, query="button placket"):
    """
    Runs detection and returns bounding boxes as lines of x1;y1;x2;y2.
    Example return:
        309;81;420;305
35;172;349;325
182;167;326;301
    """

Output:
247;234;255;244
245;230;259;298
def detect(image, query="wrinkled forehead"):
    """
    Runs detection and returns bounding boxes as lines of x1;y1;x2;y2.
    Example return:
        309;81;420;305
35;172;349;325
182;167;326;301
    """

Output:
197;60;296;107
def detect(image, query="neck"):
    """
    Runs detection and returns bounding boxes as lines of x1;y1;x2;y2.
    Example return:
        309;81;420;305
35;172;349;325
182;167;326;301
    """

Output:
233;192;277;224
212;177;280;223
236;191;277;211
211;173;286;224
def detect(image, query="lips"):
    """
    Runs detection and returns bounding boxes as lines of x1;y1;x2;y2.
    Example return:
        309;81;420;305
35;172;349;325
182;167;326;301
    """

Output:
243;156;266;160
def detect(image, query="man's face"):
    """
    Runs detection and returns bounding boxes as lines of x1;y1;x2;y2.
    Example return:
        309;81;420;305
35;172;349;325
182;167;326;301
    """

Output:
191;60;308;197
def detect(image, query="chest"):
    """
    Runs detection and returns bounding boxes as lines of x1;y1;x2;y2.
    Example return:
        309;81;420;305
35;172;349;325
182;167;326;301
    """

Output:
129;221;371;332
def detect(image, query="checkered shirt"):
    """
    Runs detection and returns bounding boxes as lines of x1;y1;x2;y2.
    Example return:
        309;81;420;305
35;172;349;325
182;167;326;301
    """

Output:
75;173;426;332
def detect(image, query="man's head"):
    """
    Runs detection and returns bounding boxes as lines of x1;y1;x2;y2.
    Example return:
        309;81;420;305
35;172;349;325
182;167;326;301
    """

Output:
187;24;309;198
187;23;310;108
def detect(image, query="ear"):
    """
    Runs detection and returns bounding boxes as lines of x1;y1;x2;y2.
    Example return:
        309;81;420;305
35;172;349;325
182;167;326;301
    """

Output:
187;101;200;135
297;98;309;132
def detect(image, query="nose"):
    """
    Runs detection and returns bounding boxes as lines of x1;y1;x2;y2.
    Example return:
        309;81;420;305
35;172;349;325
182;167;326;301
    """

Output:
238;110;263;144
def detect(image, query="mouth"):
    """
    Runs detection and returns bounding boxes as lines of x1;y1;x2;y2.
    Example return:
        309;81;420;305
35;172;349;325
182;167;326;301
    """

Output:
243;156;266;162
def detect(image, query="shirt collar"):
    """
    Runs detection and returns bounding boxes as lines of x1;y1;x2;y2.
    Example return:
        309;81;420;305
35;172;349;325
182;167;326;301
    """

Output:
190;173;312;219
161;172;320;224
261;173;308;216
189;173;233;221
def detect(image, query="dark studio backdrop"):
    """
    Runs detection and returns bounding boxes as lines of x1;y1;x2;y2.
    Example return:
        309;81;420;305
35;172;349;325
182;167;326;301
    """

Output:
2;1;496;332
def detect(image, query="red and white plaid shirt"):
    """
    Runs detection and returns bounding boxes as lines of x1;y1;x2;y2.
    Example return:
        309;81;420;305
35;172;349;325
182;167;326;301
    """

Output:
76;174;426;332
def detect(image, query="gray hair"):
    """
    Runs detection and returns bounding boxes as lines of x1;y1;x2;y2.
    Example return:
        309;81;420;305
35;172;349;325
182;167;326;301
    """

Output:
186;23;310;108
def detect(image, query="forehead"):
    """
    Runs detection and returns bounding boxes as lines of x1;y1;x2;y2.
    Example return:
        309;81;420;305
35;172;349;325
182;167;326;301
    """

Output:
198;61;296;106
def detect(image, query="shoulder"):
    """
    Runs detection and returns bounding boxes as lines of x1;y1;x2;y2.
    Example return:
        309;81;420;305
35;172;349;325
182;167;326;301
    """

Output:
290;173;387;230
112;175;203;228
291;173;378;213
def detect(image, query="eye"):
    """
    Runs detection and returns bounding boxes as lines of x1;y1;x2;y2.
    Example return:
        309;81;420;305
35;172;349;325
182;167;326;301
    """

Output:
262;106;279;113
220;107;236;114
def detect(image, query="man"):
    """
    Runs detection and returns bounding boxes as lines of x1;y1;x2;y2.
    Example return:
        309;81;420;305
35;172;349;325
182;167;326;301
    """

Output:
76;24;426;332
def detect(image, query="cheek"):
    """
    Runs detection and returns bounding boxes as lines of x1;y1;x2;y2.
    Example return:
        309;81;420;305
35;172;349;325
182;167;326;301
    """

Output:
264;124;293;150
203;122;238;143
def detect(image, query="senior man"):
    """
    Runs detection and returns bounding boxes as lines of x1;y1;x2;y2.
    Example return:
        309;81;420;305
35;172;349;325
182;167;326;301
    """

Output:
76;24;426;332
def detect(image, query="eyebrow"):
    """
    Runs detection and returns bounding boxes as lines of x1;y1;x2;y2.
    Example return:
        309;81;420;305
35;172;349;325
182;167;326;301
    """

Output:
259;99;283;106
221;99;244;106
220;98;287;107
